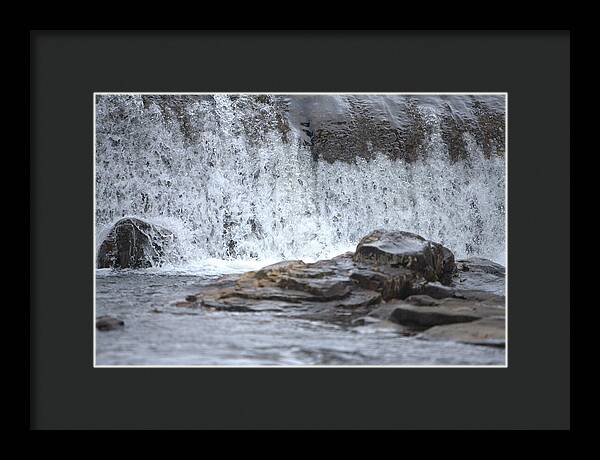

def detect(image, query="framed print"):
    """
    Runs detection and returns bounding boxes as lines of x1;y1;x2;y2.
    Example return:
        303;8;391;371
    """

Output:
30;30;570;430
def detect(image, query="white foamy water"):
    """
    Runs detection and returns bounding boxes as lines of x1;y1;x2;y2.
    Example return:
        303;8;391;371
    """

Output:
95;94;505;270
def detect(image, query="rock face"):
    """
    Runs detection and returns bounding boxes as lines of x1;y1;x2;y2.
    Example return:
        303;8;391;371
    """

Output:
96;316;124;331
174;229;506;348
97;218;176;269
283;95;506;163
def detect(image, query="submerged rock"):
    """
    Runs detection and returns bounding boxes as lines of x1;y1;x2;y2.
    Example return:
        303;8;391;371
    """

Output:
173;229;505;345
97;217;176;269
96;316;124;331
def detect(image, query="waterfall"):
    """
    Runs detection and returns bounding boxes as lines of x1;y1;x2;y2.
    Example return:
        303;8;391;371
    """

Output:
95;94;506;266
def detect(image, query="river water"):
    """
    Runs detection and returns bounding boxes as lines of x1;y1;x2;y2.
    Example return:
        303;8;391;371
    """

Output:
95;264;505;366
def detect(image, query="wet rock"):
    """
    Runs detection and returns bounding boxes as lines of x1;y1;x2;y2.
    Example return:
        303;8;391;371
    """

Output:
453;257;505;296
350;264;419;300
276;276;353;300
97;217;176;269
367;304;402;320
229;285;337;303
455;257;504;276
385;303;481;328
420;317;505;348
96;316;124;331
404;294;441;306
172;229;505;347
370;296;504;329
354;230;455;283
254;260;307;279
201;299;258;312
452;290;505;306
177;250;384;324
201;295;293;313
327;289;382;309
175;300;196;308
408;281;456;299
356;305;420;334
295;289;384;326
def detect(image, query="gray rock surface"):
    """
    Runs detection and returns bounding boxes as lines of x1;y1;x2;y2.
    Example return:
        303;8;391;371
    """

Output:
97;217;176;269
419;317;505;348
354;229;455;283
172;230;505;347
377;298;504;329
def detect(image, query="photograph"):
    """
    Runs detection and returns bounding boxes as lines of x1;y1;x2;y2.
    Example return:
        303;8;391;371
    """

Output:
94;93;507;367
31;29;571;430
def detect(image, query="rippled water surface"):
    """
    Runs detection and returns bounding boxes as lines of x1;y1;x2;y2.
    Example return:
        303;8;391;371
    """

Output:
96;268;505;366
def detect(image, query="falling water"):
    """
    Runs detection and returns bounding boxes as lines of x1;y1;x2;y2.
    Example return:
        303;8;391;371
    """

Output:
95;94;505;267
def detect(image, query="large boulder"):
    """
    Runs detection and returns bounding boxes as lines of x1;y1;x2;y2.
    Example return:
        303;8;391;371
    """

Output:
97;217;175;269
353;230;455;283
173;230;459;323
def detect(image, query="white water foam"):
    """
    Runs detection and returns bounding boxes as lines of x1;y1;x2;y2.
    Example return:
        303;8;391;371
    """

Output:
95;95;505;271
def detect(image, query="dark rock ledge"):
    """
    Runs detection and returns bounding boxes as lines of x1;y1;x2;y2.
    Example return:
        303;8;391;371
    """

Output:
175;230;506;348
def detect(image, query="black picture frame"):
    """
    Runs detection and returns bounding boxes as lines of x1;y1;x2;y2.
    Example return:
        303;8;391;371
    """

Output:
30;30;570;430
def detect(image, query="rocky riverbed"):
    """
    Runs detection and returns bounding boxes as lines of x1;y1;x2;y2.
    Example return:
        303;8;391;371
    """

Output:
169;229;505;349
97;223;505;357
